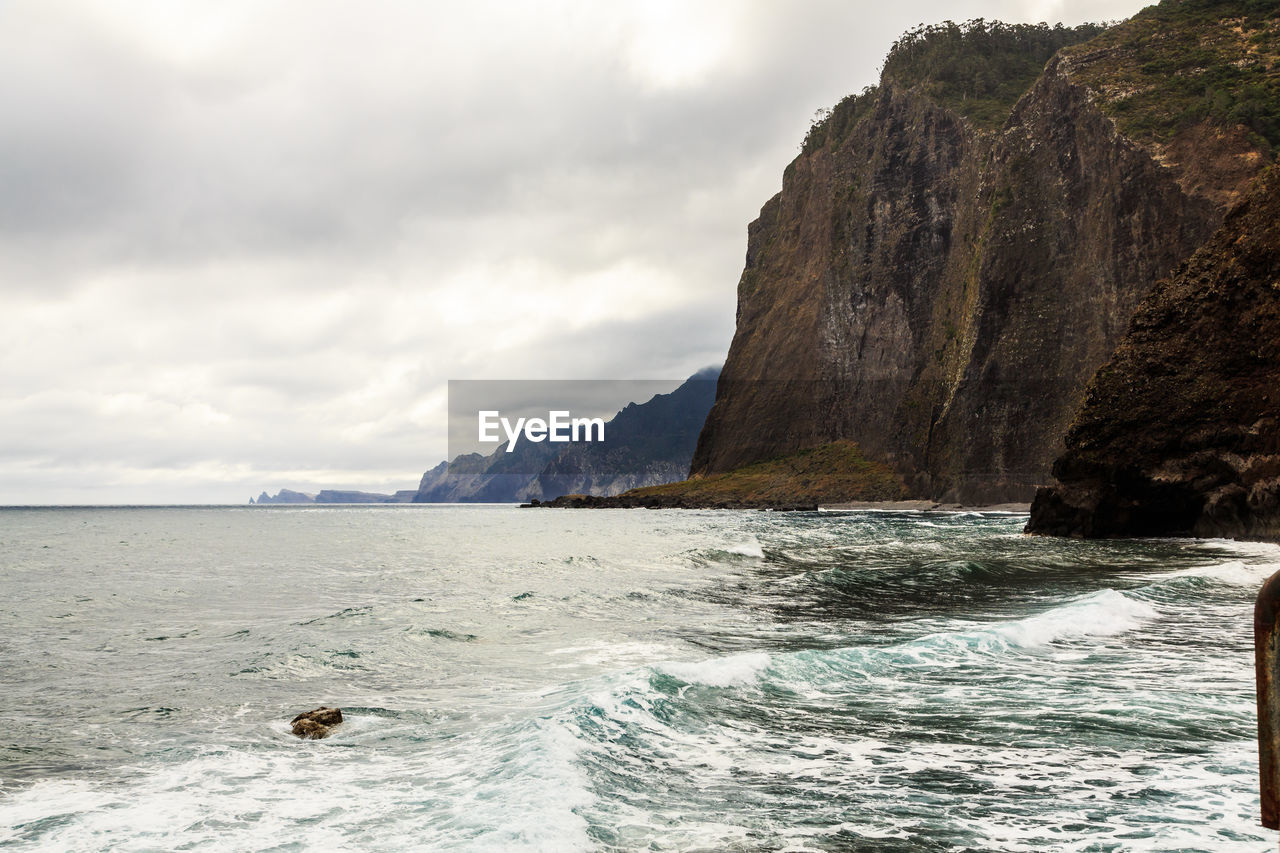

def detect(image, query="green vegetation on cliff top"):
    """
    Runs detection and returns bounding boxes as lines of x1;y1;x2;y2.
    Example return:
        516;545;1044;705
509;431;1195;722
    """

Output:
803;3;1280;156
882;19;1108;128
801;19;1104;155
622;441;907;504
1066;0;1280;153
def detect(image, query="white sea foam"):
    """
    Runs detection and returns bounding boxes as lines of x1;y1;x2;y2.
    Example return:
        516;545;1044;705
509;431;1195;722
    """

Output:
658;652;771;687
858;589;1160;665
545;640;678;671
1157;559;1269;586
3;505;1267;851
722;538;765;558
0;715;597;853
991;589;1158;647
1147;536;1280;586
1192;536;1280;559
714;589;1161;703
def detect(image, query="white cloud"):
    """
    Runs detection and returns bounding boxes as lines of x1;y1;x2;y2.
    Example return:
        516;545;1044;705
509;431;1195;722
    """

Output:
0;0;1151;503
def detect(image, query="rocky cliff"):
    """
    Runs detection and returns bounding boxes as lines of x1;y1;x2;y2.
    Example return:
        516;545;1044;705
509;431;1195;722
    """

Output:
692;5;1276;503
1026;165;1280;541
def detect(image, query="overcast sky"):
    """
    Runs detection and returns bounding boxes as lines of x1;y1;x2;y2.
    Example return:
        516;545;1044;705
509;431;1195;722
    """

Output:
0;0;1151;504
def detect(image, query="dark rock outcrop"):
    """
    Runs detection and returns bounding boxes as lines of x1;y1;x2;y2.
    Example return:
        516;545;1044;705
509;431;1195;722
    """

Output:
691;9;1272;504
1026;165;1280;541
290;706;343;739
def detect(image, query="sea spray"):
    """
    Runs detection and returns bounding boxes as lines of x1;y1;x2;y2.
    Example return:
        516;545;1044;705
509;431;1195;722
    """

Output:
0;505;1271;850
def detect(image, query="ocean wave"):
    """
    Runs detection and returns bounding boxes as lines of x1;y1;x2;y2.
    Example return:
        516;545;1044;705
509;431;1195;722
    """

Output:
0;713;596;853
1190;537;1280;560
724;539;765;559
683;537;766;564
418;627;478;642
549;577;1245;851
1153;559;1271;587
985;588;1157;647
656;652;771;687
843;588;1158;667
3;507;1262;852
642;589;1156;698
297;605;374;626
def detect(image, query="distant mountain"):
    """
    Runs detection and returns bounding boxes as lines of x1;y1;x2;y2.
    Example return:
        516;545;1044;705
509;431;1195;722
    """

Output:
252;488;416;505
414;368;720;503
253;488;314;504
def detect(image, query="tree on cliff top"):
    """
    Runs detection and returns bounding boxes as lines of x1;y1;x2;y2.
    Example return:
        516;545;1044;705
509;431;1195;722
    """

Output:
880;19;1108;128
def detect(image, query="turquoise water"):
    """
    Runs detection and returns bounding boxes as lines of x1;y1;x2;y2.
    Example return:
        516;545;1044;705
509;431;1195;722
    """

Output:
0;505;1276;851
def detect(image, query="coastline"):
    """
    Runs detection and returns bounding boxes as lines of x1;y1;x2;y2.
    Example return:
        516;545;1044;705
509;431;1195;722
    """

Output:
820;500;1031;513
525;495;1032;512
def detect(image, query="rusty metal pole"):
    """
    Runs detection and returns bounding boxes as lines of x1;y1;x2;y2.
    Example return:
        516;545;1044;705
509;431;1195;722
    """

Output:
1255;570;1280;836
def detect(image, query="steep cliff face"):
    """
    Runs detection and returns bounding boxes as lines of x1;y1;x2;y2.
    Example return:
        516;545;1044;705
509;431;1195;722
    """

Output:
692;6;1275;503
1026;165;1280;540
918;50;1224;501
693;81;986;482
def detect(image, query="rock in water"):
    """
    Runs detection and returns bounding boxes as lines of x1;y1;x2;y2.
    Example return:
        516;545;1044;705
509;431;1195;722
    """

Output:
1027;165;1280;542
290;706;343;739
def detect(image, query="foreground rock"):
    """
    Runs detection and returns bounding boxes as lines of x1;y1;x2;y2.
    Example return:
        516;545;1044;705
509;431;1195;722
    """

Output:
1026;166;1280;541
290;707;343;739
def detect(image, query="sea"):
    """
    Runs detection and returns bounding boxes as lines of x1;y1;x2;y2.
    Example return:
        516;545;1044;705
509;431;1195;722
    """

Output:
0;504;1277;852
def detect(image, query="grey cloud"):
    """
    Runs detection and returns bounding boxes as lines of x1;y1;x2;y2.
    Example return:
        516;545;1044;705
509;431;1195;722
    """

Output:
0;0;1152;502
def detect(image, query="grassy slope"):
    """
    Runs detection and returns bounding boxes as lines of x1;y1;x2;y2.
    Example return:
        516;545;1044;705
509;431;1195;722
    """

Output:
880;19;1108;129
1066;0;1280;152
618;442;907;504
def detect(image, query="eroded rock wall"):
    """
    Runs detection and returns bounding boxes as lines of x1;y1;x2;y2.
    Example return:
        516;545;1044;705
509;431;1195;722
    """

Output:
692;13;1267;503
1027;166;1280;541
